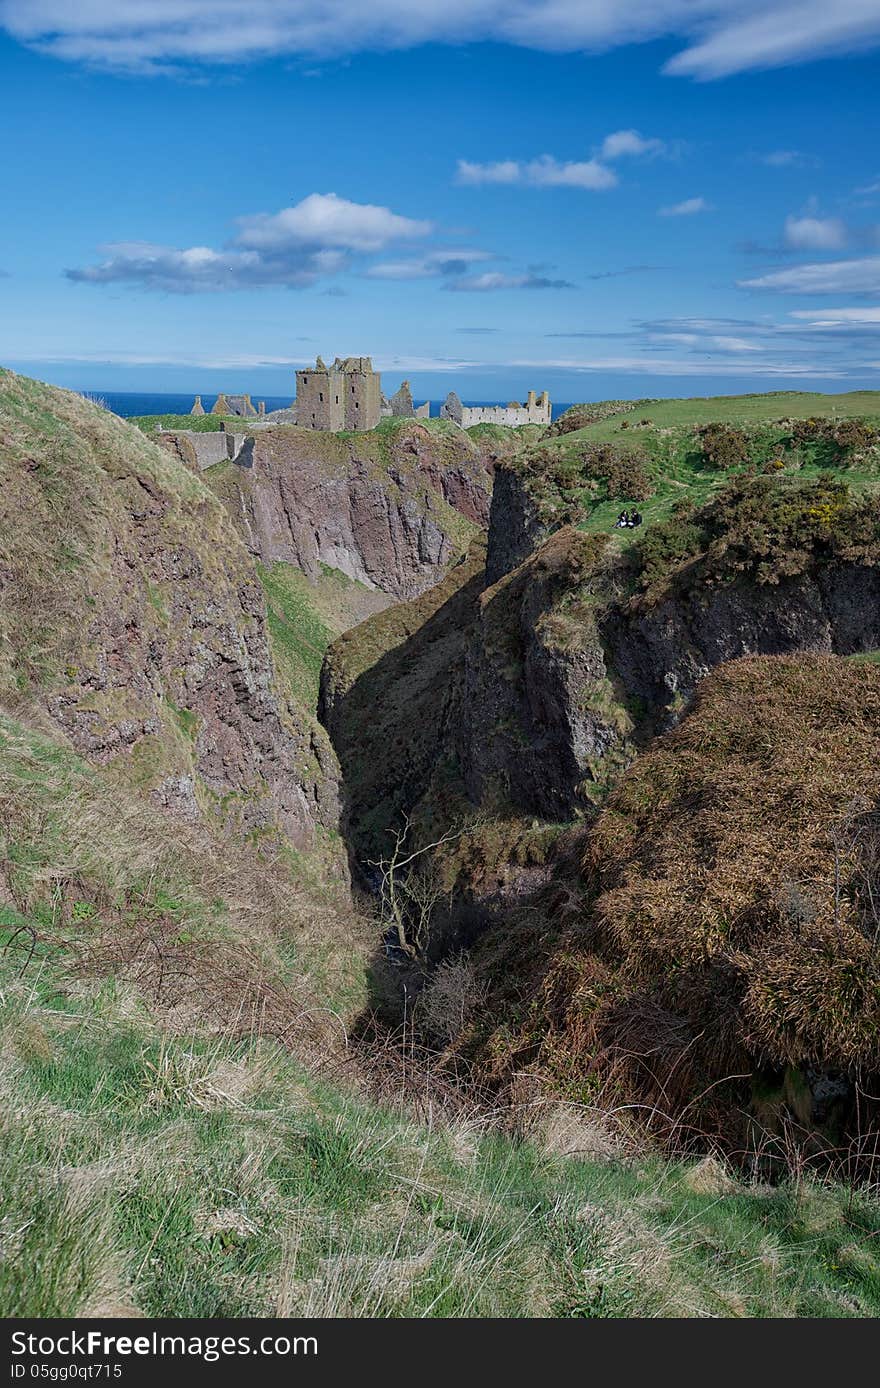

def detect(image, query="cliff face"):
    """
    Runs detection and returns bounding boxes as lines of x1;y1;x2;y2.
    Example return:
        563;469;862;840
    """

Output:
460;529;631;819
226;421;491;601
484;462;549;585
319;541;486;868
605;563;880;717
460;465;880;817
465;545;880;820
0;370;338;850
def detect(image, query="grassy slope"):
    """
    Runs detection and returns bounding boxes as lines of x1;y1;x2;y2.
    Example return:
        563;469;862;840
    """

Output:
531;392;880;543
129;413;232;434
567;391;880;437
0;369;210;701
256;562;385;708
3;754;879;1319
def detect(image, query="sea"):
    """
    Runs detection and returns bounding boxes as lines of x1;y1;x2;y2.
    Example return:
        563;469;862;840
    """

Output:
92;392;573;422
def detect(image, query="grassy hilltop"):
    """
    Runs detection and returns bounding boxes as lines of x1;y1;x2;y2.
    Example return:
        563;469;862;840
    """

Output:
519;390;880;539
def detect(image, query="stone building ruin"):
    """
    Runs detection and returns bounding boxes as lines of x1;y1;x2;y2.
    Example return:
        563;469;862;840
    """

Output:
185;366;547;434
190;394;264;418
295;355;382;431
441;389;551;428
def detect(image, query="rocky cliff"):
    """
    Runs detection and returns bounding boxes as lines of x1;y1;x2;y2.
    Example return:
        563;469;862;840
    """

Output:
459;471;880;818
484;462;551;584
220;419;492;602
460;529;627;820
0;370;338;850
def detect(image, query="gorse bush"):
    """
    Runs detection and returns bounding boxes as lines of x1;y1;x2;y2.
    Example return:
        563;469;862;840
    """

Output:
634;473;880;591
580;443;654;502
784;417;880;470
516;440;655;526
698;423;751;470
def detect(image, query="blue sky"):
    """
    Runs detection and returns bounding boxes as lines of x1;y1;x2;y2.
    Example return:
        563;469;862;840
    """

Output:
1;1;879;403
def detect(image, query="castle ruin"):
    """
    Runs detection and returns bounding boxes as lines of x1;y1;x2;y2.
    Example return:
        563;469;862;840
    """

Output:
295;356;382;431
186;366;548;434
211;392;258;418
441;390;551;428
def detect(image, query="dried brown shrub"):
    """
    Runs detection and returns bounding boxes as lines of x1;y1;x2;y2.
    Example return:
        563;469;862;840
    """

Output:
461;654;880;1152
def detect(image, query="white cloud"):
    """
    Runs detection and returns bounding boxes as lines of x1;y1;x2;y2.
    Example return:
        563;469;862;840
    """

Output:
445;271;574;291
525;156;617;189
760;149;811;166
600;129;666;159
67;192;432;292
664;1;880;78
740;257;880;294
1;347;483;374
510;355;848;377
784;214;847;250
366;249;493;279
456;160;521;186
650;332;762;352
65;241;318;293
789;306;880;323
659;196;713;216
236;192;431;252
456;156;616;190
4;2;879;79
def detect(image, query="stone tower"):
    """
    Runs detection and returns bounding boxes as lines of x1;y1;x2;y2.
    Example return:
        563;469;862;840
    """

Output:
190;395;205;416
295;355;381;431
339;357;381;430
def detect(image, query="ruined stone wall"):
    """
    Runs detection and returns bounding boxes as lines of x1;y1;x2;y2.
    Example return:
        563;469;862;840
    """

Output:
459;391;551;428
156;429;250;470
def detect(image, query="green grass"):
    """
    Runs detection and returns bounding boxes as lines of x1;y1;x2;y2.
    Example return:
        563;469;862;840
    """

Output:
129;414;268;435
562;391;880;443
257;563;334;706
128;413;230;434
523;395;880;550
2;936;880;1318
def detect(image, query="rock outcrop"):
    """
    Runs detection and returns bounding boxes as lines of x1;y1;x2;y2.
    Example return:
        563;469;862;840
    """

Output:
605;562;880;720
460;529;629;819
484;462;551;584
227;420;492;601
0;369;339;851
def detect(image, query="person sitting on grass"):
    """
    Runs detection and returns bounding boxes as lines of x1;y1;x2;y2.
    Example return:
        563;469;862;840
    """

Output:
616;510;630;528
